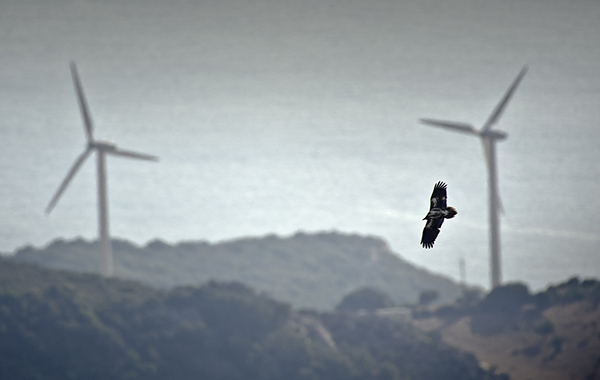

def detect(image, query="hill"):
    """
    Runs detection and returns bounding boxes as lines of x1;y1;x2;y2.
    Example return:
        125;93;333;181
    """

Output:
9;232;461;310
0;259;505;380
412;278;600;380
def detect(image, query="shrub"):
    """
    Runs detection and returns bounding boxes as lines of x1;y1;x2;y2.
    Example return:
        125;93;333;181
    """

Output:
533;319;554;335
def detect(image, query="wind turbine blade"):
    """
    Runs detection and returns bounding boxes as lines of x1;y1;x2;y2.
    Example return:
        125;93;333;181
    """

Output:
420;119;479;135
482;65;528;132
45;148;93;214
70;62;94;142
108;148;159;161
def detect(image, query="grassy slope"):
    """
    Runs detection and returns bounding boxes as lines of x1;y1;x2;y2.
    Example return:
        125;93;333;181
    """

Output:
413;284;600;380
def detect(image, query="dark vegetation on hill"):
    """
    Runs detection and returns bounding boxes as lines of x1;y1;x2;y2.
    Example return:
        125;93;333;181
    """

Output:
0;259;506;380
9;232;462;310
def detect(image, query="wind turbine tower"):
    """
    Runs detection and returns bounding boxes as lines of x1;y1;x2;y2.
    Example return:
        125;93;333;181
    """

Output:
46;62;158;277
420;66;527;289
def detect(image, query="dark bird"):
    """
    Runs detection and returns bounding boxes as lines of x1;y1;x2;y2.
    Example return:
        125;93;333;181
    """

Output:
421;181;457;248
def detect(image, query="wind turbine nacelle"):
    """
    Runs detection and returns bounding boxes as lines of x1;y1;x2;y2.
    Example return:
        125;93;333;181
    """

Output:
480;129;508;141
89;141;117;151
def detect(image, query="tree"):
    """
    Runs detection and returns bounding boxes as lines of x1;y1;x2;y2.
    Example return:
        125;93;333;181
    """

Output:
419;289;440;306
336;287;395;311
478;282;531;314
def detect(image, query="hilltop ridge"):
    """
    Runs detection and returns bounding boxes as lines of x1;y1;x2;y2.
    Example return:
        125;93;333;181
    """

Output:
9;231;462;310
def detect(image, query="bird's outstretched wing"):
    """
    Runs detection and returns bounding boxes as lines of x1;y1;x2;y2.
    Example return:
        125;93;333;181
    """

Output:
430;181;448;210
421;217;444;249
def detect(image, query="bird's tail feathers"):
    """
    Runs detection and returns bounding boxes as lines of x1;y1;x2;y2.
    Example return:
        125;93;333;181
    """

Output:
446;207;458;219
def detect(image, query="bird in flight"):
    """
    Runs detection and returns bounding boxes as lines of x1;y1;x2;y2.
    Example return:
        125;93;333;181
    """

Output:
421;181;457;248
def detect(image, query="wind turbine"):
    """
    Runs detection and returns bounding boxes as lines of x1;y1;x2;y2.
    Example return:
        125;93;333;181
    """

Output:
420;66;527;289
46;62;158;277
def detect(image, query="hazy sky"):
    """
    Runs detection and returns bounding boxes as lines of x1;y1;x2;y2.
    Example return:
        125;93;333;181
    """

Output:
1;0;599;289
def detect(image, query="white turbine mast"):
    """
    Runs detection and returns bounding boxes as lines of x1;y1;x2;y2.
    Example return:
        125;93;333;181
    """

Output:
46;62;158;277
420;66;527;289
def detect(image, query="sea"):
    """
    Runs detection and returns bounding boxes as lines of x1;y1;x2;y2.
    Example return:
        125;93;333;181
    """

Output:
1;0;599;290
